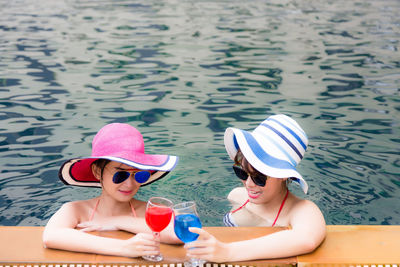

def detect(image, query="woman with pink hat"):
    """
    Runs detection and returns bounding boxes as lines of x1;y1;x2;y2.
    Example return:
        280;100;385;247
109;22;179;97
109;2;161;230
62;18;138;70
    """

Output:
185;114;326;261
43;123;180;258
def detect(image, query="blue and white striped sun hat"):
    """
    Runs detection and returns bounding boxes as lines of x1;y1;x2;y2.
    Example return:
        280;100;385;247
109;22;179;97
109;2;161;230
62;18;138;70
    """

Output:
224;114;309;194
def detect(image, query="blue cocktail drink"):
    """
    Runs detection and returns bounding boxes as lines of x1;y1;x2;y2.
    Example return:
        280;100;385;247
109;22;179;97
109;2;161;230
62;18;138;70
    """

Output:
173;201;205;267
174;213;202;243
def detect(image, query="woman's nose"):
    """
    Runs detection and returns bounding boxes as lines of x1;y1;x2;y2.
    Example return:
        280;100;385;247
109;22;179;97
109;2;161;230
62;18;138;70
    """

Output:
123;174;137;186
245;175;256;187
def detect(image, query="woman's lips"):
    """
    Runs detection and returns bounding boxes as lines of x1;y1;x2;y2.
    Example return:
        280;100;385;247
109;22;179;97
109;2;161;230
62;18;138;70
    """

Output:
119;189;133;195
247;189;261;199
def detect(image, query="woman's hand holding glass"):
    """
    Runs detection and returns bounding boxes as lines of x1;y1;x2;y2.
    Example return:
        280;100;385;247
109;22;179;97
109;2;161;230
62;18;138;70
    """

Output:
173;201;206;267
121;232;160;258
184;228;229;263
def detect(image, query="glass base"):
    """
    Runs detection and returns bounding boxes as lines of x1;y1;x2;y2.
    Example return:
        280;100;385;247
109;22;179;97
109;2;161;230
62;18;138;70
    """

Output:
184;258;206;267
142;254;163;262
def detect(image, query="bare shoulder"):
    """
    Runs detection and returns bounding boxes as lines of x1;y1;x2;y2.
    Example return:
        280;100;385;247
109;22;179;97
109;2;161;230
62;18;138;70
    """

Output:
61;198;94;211
292;198;323;214
55;198;97;222
227;187;247;205
289;197;326;230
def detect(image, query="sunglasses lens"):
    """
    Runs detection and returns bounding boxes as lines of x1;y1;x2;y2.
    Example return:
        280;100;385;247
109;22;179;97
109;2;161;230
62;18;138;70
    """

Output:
232;166;248;181
113;171;130;184
232;165;267;187
252;175;267;187
134;171;151;184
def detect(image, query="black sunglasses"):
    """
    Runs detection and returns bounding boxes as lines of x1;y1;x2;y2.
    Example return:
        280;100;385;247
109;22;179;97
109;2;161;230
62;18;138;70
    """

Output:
232;165;268;187
112;170;151;184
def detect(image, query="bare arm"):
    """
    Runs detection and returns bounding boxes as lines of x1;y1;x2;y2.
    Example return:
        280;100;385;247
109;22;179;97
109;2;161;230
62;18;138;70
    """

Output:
77;215;181;244
42;203;160;257
186;200;326;262
111;214;181;244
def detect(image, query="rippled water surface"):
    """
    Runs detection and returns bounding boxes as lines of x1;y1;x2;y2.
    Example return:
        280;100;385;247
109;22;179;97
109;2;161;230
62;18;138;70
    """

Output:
0;0;399;226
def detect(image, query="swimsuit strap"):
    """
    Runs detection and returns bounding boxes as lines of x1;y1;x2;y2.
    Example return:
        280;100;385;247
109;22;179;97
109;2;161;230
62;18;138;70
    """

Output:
272;189;289;227
89;198;137;221
89;198;101;221
231;189;289;227
231;199;250;214
129;199;137;218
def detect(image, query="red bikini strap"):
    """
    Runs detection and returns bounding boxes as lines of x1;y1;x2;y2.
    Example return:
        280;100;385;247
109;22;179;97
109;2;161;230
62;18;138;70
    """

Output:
89;198;100;221
231;199;250;214
272;189;289;227
129;199;137;218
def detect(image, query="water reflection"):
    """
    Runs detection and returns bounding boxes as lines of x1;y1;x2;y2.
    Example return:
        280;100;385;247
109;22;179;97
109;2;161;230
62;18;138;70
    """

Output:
0;0;399;226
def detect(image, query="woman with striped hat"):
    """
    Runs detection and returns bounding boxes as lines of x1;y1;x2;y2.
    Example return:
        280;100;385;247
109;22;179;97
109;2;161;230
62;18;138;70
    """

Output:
186;114;326;261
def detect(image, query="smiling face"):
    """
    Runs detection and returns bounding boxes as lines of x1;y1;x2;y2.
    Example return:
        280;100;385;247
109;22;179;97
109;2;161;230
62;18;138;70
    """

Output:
234;150;287;204
240;161;286;204
92;160;141;202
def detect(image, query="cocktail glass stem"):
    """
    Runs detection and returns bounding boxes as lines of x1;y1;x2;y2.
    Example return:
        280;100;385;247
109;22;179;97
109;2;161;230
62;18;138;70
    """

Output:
185;244;205;267
185;256;205;267
142;231;162;261
153;231;161;252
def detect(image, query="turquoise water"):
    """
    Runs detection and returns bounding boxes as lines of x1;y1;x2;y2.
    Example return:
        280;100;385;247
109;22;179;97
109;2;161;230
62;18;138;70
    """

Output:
0;0;399;226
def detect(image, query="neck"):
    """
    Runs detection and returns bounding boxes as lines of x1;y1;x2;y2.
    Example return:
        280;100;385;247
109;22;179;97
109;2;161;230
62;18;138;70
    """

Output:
272;186;288;206
96;194;132;216
255;185;288;211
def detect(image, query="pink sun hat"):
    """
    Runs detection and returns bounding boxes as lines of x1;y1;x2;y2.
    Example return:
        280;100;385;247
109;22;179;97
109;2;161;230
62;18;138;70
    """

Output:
59;123;179;187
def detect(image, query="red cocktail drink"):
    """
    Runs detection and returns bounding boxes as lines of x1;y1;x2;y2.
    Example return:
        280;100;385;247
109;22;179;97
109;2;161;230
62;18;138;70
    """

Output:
145;205;173;232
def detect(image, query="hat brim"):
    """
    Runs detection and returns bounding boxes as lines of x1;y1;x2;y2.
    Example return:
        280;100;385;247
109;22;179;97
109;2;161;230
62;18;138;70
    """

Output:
59;155;178;187
224;127;308;194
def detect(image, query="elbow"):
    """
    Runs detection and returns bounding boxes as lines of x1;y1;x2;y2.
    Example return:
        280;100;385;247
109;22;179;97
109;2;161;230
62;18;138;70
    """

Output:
42;227;57;249
42;229;51;248
300;239;321;254
300;233;326;254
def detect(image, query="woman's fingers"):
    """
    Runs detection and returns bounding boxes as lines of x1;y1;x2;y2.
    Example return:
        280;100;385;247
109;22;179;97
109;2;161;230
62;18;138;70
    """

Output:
77;219;118;232
131;233;160;248
185;228;216;249
135;232;157;240
79;225;100;232
183;229;227;262
123;233;161;257
188;227;213;240
77;221;104;231
77;222;91;228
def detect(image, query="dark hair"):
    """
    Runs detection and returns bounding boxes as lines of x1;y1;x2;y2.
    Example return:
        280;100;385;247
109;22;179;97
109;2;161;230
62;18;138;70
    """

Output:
92;159;111;179
235;149;290;188
234;149;265;178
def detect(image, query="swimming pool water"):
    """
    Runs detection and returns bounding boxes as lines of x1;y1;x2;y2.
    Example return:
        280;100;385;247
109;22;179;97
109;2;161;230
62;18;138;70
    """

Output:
0;0;399;226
